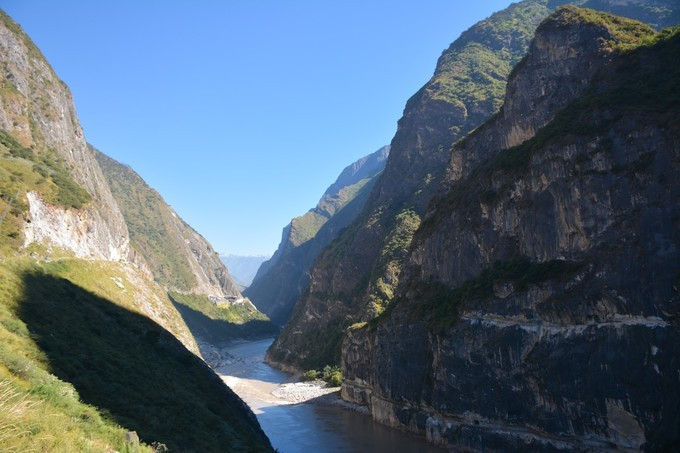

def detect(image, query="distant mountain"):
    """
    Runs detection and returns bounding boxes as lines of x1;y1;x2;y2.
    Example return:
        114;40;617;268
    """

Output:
220;254;270;287
245;145;389;325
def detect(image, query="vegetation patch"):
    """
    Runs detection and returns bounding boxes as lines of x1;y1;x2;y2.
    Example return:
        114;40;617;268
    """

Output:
169;291;278;343
300;365;342;387
0;130;91;213
0;258;271;452
541;6;657;51
406;258;584;332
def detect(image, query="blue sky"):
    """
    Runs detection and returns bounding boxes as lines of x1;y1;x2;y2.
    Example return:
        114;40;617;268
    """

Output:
3;0;513;255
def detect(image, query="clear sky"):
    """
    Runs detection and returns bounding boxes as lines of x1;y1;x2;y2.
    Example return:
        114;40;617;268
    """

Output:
2;0;513;255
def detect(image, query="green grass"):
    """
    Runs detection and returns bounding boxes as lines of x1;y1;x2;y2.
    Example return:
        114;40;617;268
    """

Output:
94;149;199;291
169;291;278;342
0;258;272;452
288;177;374;248
0;129;91;248
0;131;92;252
169;291;269;324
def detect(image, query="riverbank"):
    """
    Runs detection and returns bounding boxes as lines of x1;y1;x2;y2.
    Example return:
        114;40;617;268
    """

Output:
212;338;444;452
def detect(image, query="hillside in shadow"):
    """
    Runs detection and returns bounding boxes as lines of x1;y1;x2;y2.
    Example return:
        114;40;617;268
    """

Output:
18;272;272;452
170;297;279;345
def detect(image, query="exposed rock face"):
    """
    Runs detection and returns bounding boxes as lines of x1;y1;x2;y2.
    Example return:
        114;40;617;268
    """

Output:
267;0;557;371
23;191;128;260
268;0;680;376
94;149;242;299
246;146;389;325
342;8;679;451
0;11;129;260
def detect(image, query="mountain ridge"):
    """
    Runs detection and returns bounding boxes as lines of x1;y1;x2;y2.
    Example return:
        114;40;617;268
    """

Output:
246;145;389;325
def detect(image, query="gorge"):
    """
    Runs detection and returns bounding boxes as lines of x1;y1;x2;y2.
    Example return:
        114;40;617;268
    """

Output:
1;1;678;452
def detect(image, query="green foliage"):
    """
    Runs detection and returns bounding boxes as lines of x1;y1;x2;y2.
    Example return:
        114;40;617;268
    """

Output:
0;259;271;452
288;177;374;248
168;291;269;325
168;291;278;342
299;365;342;386
366;209;422;316
321;365;343;387
0;130;91;212
411;258;584;332
300;369;319;381
542;6;657;51
432;0;551;115
94;149;198;291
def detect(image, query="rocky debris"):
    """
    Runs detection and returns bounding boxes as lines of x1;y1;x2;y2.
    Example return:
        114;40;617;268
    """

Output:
271;381;340;404
196;339;240;368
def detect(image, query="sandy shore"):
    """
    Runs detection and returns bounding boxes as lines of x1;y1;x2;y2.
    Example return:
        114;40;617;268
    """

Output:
203;339;341;410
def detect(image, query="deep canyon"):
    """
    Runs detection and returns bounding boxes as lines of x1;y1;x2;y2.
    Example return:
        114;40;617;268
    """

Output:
0;1;678;452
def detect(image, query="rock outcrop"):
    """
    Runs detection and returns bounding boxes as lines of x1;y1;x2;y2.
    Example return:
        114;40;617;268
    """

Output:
0;11;129;260
246;145;389;325
342;7;679;451
267;0;680;375
0;9;272;451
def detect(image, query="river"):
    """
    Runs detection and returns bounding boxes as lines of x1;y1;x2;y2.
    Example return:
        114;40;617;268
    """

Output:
215;338;444;453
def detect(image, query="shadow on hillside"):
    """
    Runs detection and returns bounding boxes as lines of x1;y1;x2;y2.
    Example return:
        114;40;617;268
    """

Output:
17;272;271;452
170;298;280;346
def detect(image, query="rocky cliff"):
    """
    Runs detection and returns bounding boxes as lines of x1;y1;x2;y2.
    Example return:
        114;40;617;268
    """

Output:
95;148;242;299
342;7;679;451
0;10;272;451
267;0;680;373
0;11;128;260
246;145;389;325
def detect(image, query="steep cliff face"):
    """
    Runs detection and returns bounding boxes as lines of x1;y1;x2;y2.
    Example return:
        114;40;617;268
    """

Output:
268;0;557;371
268;0;680;375
246;145;389;325
95;149;241;299
0;11;128;261
342;8;679;451
0;10;272;451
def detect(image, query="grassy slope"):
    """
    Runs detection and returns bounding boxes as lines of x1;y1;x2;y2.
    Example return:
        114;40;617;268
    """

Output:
169;291;279;343
0;11;271;451
94;149;198;291
0;252;271;451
